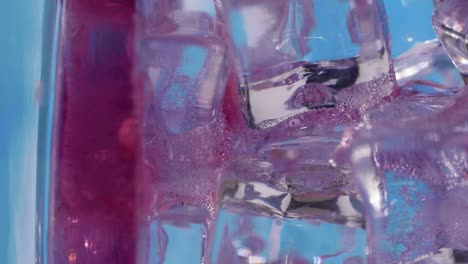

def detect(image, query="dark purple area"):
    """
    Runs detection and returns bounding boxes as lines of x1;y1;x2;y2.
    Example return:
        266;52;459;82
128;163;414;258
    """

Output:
50;0;138;263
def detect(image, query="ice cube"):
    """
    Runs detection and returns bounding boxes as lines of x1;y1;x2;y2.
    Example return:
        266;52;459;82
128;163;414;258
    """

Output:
134;1;230;263
135;0;228;134
351;87;468;263
138;36;228;134
363;40;465;127
209;155;366;263
221;0;395;128
433;0;468;83
137;207;208;264
210;206;366;264
394;40;464;91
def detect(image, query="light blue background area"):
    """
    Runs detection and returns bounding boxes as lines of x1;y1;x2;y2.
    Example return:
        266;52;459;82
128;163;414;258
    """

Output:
0;0;45;263
384;0;437;56
303;0;360;62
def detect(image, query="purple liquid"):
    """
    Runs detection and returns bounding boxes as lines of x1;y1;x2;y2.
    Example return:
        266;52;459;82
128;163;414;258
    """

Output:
49;0;138;263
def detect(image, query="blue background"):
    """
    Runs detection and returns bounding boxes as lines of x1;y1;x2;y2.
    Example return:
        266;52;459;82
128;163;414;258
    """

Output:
0;0;45;263
0;0;437;263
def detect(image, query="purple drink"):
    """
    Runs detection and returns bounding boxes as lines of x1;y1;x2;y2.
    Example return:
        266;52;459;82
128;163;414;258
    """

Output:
49;0;138;263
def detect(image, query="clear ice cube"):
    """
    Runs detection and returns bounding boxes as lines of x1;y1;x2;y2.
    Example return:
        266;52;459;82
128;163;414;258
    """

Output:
134;1;229;263
364;39;466;125
351;87;468;263
221;0;395;128
136;0;228;134
209;155;367;263
138;36;227;134
433;0;468;82
210;204;367;264
137;207;208;264
394;40;465;91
